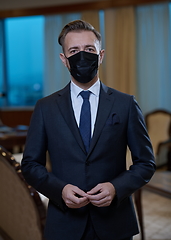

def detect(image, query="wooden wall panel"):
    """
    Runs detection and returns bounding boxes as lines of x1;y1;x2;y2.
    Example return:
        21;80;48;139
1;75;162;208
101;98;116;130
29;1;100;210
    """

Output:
0;0;167;18
0;108;33;127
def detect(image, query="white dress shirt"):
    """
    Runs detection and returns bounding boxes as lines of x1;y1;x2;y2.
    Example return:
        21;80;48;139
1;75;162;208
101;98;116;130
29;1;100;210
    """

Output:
70;79;100;137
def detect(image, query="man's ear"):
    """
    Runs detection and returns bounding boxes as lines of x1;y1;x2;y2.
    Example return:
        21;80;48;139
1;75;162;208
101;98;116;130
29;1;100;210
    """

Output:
60;53;68;67
99;49;105;64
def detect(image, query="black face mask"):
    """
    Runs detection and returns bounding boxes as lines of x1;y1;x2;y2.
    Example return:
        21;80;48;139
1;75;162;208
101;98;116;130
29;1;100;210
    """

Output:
67;51;99;83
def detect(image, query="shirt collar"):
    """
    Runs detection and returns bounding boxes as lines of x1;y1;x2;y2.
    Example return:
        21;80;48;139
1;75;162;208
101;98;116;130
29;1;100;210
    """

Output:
70;79;100;98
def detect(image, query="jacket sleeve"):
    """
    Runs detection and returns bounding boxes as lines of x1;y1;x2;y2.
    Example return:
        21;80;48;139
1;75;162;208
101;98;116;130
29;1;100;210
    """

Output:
21;100;67;211
110;96;156;205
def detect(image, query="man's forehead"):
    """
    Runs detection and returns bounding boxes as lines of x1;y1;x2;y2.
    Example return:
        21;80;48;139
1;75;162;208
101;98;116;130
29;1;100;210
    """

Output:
64;30;99;46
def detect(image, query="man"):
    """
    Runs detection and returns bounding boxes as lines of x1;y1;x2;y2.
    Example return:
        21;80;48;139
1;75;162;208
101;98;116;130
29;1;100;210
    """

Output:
21;20;155;240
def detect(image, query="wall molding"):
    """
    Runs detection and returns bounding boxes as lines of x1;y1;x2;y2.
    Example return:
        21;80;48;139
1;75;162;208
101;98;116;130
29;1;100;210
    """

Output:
0;0;167;18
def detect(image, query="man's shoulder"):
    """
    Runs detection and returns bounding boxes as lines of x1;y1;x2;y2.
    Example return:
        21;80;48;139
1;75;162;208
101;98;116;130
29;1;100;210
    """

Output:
37;83;70;104
101;82;133;99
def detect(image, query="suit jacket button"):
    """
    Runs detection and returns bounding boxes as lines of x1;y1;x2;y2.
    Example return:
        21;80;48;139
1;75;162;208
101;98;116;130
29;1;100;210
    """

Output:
86;160;89;166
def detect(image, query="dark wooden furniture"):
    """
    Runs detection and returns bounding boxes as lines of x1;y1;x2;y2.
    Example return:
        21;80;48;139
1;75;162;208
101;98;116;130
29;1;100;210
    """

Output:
0;128;27;153
0;107;33;127
144;171;171;198
145;110;171;157
134;189;145;240
0;108;31;152
145;109;171;168
134;171;171;240
0;0;167;18
0;146;46;240
157;140;171;171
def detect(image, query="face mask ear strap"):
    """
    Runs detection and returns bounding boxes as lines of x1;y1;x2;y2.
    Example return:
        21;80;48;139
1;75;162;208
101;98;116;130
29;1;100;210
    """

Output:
64;54;68;60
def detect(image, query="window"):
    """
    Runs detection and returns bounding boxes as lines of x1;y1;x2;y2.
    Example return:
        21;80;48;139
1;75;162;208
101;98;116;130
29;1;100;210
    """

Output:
1;16;44;106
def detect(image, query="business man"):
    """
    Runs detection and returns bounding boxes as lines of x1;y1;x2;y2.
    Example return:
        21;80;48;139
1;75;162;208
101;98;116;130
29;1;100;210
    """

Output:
21;20;155;240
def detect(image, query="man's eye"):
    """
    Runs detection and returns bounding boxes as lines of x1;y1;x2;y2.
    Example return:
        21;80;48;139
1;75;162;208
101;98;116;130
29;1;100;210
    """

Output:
70;49;78;54
86;48;95;52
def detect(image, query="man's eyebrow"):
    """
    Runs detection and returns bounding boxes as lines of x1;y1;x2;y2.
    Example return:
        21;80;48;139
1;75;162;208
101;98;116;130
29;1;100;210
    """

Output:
68;46;79;51
85;45;96;48
68;45;96;51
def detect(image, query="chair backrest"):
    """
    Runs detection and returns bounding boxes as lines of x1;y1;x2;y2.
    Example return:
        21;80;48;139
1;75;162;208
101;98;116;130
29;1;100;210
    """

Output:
0;146;46;240
145;109;171;156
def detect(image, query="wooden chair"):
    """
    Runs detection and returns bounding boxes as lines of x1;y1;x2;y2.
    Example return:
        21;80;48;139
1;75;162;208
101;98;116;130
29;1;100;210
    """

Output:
127;150;145;240
0;146;46;240
145;109;171;167
132;110;171;240
157;139;171;170
134;171;171;240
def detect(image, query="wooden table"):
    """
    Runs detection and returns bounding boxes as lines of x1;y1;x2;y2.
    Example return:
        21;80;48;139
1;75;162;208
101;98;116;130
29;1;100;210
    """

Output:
0;129;27;153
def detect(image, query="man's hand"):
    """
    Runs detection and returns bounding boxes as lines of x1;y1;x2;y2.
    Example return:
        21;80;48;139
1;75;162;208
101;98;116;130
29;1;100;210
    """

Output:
62;184;89;208
86;182;116;207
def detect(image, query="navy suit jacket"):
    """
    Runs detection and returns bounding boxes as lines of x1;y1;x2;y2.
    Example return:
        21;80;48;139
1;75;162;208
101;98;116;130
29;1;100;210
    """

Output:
21;82;155;240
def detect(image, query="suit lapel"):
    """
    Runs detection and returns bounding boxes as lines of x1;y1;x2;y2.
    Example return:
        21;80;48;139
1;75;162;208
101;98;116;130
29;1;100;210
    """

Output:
55;82;115;156
56;83;86;153
88;83;115;156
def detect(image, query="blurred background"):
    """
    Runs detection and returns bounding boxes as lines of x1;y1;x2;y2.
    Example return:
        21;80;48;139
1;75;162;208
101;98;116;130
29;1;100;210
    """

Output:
0;0;171;240
0;0;171;114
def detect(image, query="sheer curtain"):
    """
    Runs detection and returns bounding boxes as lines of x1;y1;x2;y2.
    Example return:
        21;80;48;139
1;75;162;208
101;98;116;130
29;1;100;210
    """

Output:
136;3;171;114
44;13;81;97
104;7;136;96
81;10;100;31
